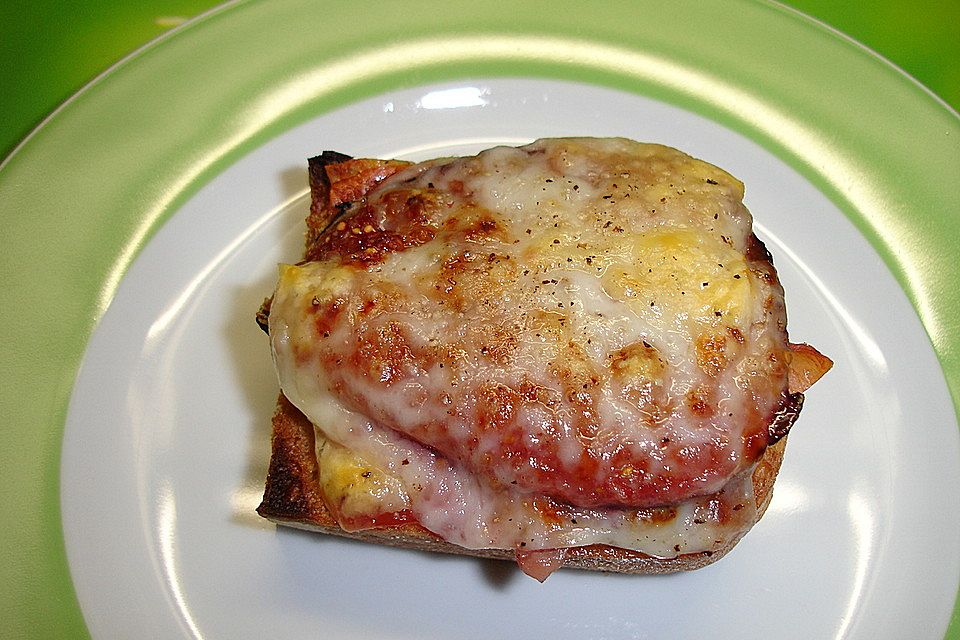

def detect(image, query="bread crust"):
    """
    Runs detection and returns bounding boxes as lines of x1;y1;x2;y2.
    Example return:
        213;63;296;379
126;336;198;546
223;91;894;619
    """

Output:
257;393;787;574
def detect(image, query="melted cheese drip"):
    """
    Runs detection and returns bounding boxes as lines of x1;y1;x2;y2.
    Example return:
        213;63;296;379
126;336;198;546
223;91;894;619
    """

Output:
269;138;789;555
311;429;756;556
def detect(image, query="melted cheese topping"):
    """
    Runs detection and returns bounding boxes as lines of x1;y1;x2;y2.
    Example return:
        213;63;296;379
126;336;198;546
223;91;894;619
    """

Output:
269;138;792;556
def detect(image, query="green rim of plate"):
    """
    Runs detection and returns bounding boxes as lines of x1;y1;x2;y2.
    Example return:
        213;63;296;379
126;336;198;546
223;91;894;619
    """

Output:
1;0;957;637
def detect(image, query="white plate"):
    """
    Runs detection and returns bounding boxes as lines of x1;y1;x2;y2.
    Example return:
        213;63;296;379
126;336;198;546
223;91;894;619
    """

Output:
62;79;960;639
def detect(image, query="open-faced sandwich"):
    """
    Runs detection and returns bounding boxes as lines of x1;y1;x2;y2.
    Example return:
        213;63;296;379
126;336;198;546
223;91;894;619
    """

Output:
255;137;832;580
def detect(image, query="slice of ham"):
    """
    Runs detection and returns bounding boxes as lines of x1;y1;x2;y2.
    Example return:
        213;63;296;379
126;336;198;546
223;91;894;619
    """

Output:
514;547;570;582
786;343;834;394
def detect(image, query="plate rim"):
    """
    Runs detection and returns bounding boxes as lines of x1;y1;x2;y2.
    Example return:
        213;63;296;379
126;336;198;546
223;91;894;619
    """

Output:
0;0;957;637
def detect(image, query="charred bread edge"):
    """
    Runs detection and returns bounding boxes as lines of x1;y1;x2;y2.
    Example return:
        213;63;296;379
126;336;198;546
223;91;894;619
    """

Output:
257;393;788;574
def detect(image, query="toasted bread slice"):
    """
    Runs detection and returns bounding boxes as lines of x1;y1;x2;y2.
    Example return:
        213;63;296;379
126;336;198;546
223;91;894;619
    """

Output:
256;140;828;577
